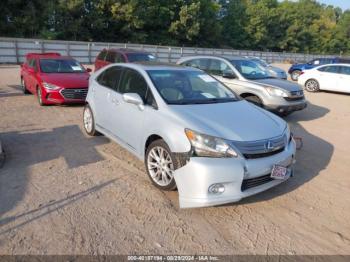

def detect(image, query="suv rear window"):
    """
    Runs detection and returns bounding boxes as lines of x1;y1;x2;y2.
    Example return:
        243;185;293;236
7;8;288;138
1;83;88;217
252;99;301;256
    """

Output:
126;53;156;62
97;50;107;60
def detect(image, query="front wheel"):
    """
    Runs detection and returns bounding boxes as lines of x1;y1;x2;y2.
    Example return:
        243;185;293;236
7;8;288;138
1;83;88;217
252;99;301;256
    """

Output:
21;78;30;94
305;79;320;92
291;70;301;81
83;105;98;136
145;140;179;191
37;87;46;106
244;95;263;108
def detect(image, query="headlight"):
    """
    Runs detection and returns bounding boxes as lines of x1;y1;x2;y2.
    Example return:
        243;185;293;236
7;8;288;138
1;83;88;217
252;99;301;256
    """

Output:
265;87;289;97
185;129;238;158
42;82;60;90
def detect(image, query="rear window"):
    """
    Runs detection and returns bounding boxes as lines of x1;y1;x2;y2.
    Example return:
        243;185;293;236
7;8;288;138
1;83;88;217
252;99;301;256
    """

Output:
97;50;107;60
126;53;156;62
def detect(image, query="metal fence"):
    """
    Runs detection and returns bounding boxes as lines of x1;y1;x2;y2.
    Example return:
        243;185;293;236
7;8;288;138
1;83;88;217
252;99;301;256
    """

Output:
0;37;341;65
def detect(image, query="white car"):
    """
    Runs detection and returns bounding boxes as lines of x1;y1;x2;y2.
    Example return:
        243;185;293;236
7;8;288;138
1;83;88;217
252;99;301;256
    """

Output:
298;64;350;93
84;63;296;208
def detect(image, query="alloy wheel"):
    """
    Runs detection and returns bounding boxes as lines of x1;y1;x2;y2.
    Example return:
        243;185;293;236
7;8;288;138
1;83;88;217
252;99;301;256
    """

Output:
305;80;319;92
147;146;175;187
83;106;93;133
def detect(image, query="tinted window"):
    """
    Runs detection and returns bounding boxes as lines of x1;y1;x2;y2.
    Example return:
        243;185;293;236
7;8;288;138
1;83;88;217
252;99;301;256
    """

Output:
97;66;122;90
115;53;125;63
147;70;237;105
318;66;339;73
97;50;107;60
230;59;272;79
118;68;149;102
39;59;85;73
126;53;156;62
182;59;208;70
340;66;350;75
106;51;117;63
28;59;37;70
207;59;234;76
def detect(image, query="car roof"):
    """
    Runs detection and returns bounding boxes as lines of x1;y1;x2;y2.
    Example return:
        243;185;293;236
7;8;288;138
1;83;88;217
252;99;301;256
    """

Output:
103;48;152;54
112;62;201;71
25;52;61;59
178;55;248;61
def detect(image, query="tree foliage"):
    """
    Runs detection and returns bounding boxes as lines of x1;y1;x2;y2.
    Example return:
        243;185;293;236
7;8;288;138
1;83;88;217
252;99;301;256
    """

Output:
1;0;349;54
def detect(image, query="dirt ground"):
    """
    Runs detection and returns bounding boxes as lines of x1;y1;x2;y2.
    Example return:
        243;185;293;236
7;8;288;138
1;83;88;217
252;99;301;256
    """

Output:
0;64;349;255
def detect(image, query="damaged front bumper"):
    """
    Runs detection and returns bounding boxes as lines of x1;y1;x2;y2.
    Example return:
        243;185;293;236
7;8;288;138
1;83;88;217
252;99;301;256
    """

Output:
174;139;296;208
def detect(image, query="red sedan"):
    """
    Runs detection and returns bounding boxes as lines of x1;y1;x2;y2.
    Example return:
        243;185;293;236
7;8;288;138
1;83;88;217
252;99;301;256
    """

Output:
20;53;91;106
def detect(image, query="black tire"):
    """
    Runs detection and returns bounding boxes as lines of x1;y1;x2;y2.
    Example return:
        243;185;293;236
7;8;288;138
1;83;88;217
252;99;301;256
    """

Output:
145;139;182;191
83;104;98;136
37;87;46;106
291;70;301;81
305;79;320;92
21;77;30;94
244;95;263;107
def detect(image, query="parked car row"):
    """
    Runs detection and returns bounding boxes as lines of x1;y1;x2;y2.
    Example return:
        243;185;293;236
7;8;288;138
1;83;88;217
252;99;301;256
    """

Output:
20;49;301;208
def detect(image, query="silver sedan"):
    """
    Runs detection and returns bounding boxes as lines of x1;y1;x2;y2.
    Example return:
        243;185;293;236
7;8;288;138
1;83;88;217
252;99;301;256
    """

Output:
83;63;296;208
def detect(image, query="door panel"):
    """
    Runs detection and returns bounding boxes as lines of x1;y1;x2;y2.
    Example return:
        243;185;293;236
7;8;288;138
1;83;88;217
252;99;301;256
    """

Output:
337;66;350;93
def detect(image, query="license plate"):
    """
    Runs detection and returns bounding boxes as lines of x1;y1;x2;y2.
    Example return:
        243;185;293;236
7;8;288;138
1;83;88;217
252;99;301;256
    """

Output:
270;165;288;180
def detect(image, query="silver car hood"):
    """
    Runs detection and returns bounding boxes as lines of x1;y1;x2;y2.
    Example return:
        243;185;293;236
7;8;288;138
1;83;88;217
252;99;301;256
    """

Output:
249;78;301;92
169;100;286;142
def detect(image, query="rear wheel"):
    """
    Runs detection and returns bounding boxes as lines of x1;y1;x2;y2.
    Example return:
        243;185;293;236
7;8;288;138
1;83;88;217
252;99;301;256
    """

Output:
305;79;320;92
145;139;180;191
21;78;30;94
244;95;263;107
291;70;301;81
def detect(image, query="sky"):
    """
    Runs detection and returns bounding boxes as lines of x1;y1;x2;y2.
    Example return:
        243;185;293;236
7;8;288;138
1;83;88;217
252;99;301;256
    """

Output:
318;0;350;10
279;0;350;10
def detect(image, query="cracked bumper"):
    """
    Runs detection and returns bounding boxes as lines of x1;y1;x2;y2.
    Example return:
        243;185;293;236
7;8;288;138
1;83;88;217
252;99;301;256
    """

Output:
174;140;296;208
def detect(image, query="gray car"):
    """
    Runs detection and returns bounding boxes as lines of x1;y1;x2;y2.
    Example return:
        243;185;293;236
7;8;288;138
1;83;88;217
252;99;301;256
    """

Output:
177;56;307;116
248;57;288;80
83;63;296;208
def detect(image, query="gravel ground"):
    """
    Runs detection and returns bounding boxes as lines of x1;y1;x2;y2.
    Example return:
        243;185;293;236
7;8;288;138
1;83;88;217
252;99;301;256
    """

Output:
0;64;350;255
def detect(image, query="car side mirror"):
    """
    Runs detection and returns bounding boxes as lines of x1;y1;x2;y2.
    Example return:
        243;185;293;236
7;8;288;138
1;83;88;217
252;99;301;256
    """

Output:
86;68;92;73
123;93;144;110
222;70;236;79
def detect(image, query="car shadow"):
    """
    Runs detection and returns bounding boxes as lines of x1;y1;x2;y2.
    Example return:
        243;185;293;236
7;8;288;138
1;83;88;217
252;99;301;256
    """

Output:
0;125;109;225
234;101;333;205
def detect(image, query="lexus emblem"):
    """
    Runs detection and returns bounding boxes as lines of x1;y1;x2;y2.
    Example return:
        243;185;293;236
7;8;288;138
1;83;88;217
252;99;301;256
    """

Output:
265;141;275;151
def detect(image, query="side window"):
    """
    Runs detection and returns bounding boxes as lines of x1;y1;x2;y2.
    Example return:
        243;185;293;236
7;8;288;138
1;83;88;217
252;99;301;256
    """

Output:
340;66;350;75
28;59;38;71
118;68;149;103
106;51;116;63
318;66;339;74
208;59;233;76
115;53;125;63
96;66;122;90
313;60;320;65
97;50;107;60
183;59;208;70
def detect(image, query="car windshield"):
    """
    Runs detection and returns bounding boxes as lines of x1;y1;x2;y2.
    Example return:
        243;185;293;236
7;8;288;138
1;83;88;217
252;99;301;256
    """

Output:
230;59;273;80
126;53;156;62
39;59;85;73
147;70;238;105
251;58;268;67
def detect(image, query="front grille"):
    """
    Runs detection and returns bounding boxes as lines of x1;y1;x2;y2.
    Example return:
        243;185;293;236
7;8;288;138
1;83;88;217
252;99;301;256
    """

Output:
284;96;304;101
285;90;304;101
244;147;284;159
232;134;286;159
241;174;274;191
61;88;88;100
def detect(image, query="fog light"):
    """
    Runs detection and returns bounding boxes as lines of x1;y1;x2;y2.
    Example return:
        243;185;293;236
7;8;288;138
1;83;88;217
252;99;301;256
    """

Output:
208;183;225;194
